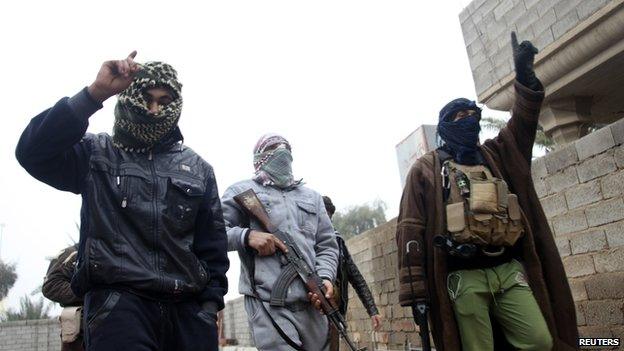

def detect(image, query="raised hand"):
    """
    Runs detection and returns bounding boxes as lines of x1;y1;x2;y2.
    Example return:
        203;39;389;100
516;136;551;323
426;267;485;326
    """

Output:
511;32;541;90
87;51;141;103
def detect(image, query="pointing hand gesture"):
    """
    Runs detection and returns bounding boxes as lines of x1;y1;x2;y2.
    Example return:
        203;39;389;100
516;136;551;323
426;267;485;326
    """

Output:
87;51;141;103
511;32;541;90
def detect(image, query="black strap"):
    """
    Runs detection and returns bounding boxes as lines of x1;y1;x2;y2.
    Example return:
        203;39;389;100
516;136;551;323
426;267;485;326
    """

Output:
244;252;305;351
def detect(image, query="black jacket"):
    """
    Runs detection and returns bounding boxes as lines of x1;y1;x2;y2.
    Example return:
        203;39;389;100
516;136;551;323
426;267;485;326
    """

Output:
336;234;378;317
16;89;229;309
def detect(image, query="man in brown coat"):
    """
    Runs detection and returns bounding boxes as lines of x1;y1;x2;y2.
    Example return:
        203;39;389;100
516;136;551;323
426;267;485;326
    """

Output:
396;33;578;350
43;245;84;351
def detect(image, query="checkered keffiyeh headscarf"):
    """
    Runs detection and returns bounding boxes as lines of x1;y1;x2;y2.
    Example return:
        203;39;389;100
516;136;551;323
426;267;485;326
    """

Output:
112;61;183;153
252;133;301;189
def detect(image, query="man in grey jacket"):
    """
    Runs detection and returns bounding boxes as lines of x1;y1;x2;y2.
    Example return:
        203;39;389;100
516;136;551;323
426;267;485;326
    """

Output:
221;133;339;351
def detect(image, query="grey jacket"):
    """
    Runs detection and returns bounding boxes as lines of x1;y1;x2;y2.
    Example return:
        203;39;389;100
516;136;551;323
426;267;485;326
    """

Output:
222;179;338;303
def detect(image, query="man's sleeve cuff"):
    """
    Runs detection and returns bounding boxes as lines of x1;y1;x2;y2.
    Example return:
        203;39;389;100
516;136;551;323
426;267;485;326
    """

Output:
67;87;103;120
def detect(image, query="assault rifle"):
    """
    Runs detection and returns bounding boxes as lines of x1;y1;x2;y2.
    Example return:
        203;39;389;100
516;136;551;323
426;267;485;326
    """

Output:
234;189;366;351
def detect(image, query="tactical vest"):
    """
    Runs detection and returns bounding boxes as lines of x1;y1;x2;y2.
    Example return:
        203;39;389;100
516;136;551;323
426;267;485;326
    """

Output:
443;160;524;250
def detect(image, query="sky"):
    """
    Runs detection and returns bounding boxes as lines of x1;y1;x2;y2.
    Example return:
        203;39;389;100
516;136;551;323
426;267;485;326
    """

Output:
0;0;510;313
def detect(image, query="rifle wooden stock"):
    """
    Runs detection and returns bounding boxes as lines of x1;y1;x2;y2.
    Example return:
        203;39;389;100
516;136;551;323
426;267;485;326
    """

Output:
233;189;278;233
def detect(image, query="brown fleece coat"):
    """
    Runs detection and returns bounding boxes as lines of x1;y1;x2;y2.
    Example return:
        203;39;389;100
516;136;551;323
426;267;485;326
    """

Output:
396;81;579;351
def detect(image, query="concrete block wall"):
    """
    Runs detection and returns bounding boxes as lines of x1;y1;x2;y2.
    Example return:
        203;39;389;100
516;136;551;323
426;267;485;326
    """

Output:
460;0;612;95
532;118;624;342
0;319;60;351
222;296;253;347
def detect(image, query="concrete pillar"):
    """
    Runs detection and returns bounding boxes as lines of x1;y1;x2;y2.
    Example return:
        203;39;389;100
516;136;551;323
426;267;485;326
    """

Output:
540;96;593;145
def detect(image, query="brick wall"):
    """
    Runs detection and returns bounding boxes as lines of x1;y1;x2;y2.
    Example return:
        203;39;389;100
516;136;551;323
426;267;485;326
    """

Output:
222;296;253;347
532;118;624;342
224;119;624;349
459;0;612;95
0;319;60;351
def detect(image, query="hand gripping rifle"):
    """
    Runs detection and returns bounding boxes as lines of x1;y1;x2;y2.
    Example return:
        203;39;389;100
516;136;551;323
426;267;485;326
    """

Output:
234;189;366;351
405;240;431;351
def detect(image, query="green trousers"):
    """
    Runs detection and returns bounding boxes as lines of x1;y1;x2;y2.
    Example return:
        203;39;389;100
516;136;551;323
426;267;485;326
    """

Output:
447;259;553;351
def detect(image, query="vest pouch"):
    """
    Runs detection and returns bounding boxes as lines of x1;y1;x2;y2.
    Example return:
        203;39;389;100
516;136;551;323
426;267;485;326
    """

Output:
504;194;524;246
467;213;492;245
446;202;471;243
490;214;509;246
496;179;509;210
60;306;82;343
469;181;498;213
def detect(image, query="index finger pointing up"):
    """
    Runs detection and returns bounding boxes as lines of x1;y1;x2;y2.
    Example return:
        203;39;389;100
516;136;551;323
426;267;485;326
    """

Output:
127;50;138;60
511;32;519;50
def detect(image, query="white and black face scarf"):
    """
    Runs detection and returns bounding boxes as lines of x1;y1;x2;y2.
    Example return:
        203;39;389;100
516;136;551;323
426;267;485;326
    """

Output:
112;61;183;153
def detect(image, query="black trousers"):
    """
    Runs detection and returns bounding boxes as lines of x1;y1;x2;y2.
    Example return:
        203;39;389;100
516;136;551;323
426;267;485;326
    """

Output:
83;289;218;351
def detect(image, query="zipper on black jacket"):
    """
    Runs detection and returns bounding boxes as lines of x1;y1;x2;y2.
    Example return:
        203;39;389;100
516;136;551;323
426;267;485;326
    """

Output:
148;150;162;292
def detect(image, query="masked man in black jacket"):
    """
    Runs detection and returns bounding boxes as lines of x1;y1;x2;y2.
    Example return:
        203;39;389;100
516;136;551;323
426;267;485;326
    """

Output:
322;196;382;351
16;51;229;351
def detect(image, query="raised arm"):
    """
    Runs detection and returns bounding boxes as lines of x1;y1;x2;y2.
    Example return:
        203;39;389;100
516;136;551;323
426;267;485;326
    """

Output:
15;51;140;193
489;33;545;163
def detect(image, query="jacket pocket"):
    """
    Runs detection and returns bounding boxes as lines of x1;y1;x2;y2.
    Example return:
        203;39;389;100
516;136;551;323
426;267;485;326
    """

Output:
86;290;121;334
165;177;205;233
296;200;317;235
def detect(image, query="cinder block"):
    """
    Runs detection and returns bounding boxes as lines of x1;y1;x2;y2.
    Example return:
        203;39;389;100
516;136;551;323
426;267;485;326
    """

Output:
533;176;549;198
459;7;472;24
553;0;583;19
594;247;624;273
515;8;538;33
531;8;557;37
523;0;541;11
585;272;624;300
531;155;548;179
563;254;595;278
576;127;616;162
555;237;571;256
461;22;479;46
610;118;624;146
578;325;613;338
552;209;588;235
569;229;607;254
585;197;624;227
533;0;558;16
576;149;616;183
604;220;624;248
504;1;528;26
546;167;579;195
565;179;602;210
471;0;500;23
576;302;587;325
568;277;588;300
615;144;624;168
601;169;624;199
583;300;624;326
533;27;555;51
494;0;515;21
541;193;568;217
576;0;608;20
544;143;578;174
552;9;580;38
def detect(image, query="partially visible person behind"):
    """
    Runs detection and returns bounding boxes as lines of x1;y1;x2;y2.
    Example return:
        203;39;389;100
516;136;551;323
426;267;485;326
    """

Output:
322;196;382;351
43;245;83;351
